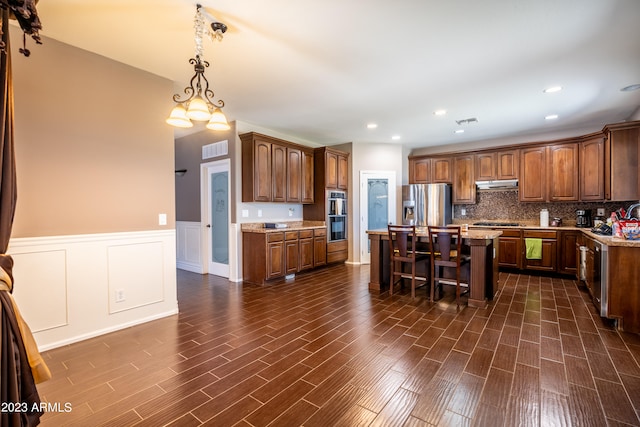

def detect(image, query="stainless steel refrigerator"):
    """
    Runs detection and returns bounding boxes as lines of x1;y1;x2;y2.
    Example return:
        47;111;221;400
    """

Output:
402;184;452;226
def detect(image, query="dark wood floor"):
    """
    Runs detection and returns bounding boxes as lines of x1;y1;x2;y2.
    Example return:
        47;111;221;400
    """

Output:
36;264;640;426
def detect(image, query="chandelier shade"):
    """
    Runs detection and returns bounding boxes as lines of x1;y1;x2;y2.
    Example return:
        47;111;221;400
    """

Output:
167;4;229;131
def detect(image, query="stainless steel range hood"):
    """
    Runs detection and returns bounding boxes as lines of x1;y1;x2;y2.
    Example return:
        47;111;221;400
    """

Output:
475;179;518;190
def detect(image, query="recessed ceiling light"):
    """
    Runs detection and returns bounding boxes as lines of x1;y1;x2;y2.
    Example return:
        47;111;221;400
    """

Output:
454;129;464;134
434;109;447;116
543;86;562;93
545;114;559;120
391;135;401;140
621;84;640;92
367;123;378;129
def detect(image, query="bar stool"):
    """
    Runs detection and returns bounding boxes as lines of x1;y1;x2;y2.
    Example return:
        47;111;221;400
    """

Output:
387;224;429;299
427;225;470;307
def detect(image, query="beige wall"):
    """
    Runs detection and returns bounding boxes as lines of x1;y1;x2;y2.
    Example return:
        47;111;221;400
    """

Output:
10;32;175;238
174;125;237;223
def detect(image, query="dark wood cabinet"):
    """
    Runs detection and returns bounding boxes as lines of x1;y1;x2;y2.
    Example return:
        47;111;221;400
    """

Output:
301;150;314;204
519;146;547;202
409;158;431;183
453;155;475;204
286;147;302;203
243;228;327;284
338;154;349;190
497;150;519;180
241;135;272;202
298;230;314;271
241;132;314;203
547;143;579;202
475;152;497;181
580;136;606;201
496;228;522;269
604;123;639;201
266;233;285;279
326;239;347;264
557;231;579;276
432;158;452;183
314;229;327;266
285;231;299;275
522;229;557;272
272;143;287;202
325;149;349;190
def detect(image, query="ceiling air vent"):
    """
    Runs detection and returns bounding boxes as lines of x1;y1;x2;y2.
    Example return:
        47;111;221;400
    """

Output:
455;117;478;125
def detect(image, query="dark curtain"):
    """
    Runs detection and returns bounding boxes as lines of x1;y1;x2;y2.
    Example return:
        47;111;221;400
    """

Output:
1;2;46;426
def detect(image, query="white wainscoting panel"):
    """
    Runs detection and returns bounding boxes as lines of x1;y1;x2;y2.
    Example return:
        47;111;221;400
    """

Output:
8;230;178;351
176;221;203;273
12;249;68;333
107;241;164;314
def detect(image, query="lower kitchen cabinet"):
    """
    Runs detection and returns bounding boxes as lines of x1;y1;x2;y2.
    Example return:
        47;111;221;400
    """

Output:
313;228;327;267
243;228;328;284
557;230;579;276
522;229;557;272
298;230;314;271
327;239;348;263
496;228;522;269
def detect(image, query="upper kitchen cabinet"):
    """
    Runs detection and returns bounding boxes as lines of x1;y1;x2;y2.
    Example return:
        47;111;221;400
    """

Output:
475;149;519;181
409;157;431;183
408;156;451;183
580;135;606;201
519;146;547;202
322;147;349;190
496;150;519;180
604;122;640;201
242;133;272;202
475;152;497;181
547;142;579;202
271;143;287;202
453;155;475;204
432;158;452;183
241;132;315;203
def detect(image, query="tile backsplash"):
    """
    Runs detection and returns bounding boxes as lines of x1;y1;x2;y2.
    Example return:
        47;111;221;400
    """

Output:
453;189;637;225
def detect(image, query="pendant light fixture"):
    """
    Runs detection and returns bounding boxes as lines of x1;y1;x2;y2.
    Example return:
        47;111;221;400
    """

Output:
166;4;230;131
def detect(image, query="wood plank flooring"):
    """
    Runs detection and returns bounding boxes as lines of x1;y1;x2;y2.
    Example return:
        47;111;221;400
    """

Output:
36;264;640;426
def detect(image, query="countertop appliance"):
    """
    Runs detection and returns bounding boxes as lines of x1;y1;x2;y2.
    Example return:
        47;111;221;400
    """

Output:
402;184;452;227
576;209;592;228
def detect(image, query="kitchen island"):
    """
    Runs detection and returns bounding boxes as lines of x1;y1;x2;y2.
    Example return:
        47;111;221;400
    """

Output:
367;228;502;308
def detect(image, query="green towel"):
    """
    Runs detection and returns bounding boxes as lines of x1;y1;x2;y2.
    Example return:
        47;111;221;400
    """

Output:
525;238;542;259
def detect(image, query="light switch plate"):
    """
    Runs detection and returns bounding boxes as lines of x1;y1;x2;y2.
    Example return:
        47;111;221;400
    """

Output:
242;209;249;218
158;213;167;225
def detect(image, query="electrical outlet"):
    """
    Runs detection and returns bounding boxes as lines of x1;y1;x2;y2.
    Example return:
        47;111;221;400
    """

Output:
158;213;167;225
597;208;605;217
242;209;249;218
461;208;466;216
288;208;294;217
258;209;262;217
115;289;125;302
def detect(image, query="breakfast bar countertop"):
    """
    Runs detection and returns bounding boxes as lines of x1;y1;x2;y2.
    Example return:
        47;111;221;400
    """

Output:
366;227;503;240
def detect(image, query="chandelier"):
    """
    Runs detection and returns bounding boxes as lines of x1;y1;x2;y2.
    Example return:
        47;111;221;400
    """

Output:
166;4;230;131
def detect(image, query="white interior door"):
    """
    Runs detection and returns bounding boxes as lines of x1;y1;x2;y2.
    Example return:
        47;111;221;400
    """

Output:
202;159;230;277
360;171;396;264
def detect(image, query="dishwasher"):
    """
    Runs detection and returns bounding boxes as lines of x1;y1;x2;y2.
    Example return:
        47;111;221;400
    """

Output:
580;238;608;317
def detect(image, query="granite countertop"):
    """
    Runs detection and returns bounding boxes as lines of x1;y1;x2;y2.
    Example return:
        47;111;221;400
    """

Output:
366;228;503;240
464;221;640;247
241;221;326;233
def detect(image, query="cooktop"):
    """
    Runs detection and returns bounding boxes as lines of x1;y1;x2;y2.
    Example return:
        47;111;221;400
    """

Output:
473;222;521;227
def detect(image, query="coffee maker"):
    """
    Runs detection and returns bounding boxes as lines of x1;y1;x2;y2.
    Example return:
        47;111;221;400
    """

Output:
576;209;592;228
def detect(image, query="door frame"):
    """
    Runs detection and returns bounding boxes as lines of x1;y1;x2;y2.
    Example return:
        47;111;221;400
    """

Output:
359;170;397;264
201;158;231;277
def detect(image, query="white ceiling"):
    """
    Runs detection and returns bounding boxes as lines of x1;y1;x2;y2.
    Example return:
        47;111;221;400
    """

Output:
33;0;640;149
